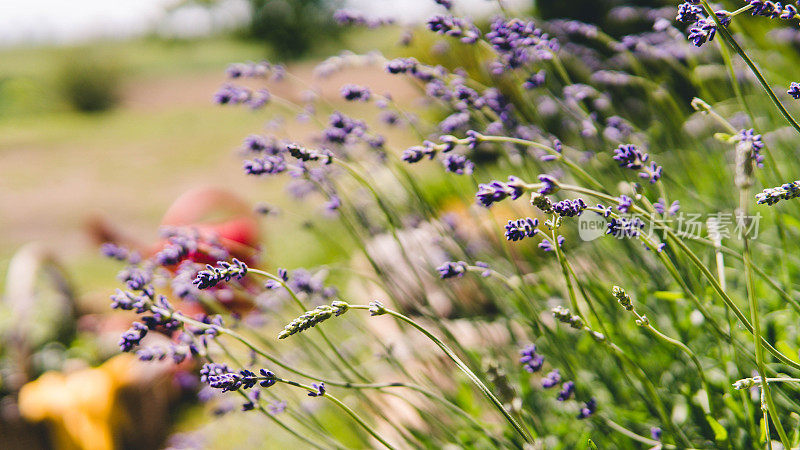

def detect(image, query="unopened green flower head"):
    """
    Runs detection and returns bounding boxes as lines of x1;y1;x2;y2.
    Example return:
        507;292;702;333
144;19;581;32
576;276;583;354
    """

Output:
612;285;633;311
552;306;583;329
278;301;350;339
531;192;553;214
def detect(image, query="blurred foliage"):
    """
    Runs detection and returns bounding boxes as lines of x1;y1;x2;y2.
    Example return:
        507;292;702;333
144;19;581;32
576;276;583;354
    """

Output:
55;50;124;113
246;0;343;60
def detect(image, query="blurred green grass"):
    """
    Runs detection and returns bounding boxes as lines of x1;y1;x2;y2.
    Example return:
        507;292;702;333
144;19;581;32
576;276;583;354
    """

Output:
0;34;387;298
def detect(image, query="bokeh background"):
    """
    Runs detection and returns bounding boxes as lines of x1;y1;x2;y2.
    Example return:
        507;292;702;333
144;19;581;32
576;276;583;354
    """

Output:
3;0;708;448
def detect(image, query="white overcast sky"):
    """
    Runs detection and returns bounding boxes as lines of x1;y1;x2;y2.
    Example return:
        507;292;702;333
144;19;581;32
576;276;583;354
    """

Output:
0;0;527;46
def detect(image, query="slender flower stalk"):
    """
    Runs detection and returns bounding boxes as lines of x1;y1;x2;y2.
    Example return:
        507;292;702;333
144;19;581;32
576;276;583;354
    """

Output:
347;303;533;443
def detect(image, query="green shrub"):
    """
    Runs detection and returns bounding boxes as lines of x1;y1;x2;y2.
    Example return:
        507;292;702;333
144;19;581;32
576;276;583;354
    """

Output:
56;51;122;113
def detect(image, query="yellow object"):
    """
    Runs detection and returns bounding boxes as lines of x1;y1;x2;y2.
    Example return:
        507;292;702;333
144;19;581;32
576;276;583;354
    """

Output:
18;354;140;450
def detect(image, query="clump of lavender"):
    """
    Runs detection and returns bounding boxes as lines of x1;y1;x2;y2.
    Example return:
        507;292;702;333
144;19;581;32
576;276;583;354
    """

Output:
519;344;544;373
733;129;765;188
613;144;662;183
577;398;597;419
607;217;646;238
553;198;587;217
505;218;539;241
442;153;474;175
556;381;575;401
341;84;371;101
485;17;558;75
542;369;561;388
427;15;481;43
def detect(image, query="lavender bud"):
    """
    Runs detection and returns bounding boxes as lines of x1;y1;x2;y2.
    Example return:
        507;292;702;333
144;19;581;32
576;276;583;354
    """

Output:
277;301;350;339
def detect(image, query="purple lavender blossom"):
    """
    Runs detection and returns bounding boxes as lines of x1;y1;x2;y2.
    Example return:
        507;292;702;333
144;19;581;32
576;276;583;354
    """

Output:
243;156;287;176
437;261;467;279
268;400;287;415
790;82;800;99
538;174;559;194
639;161;663;183
687;16;725;47
247;89;271;109
676;2;703;23
475;261;491;277
439;111;470;133
613;144;649;169
441;153;474;175
110;289;144;311
539;236;565;252
340;84;371;101
523;70;546;89
577;398;597;419
385;57;418;74
617;195;633;213
434;0;452;9
505;218;539;242
213;84;250;105
119;322;148;352
734;129;765;167
607;217;645;238
542;369;561;388
651;427;662;441
485;17;557;73
193;259;248;290
557;381;575;401
402;144;437;163
427;15;481;43
308;382;326;397
119;267;151;291
553;198;587;217
243;135;269;152
749;1;797;19
520;344;544;373
101;243;133;261
324;195;341;212
476;176;526;207
654;198;680;215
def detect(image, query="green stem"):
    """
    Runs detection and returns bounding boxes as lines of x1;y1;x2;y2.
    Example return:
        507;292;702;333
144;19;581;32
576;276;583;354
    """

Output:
278;378;397;449
741;189;791;449
353;305;533;443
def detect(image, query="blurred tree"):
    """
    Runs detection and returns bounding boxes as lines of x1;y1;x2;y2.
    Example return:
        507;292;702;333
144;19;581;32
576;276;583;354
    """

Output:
247;0;343;60
56;50;122;113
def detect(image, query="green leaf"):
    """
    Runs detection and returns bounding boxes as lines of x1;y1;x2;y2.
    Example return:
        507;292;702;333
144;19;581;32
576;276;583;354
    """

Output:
706;415;729;444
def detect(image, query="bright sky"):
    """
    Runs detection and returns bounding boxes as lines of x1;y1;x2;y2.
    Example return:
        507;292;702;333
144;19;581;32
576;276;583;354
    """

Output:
0;0;526;46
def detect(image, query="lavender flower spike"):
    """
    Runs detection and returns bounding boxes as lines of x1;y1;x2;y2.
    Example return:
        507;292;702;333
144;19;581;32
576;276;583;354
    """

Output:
519;344;544;373
476;176;527;207
437;261;468;279
193;258;248;290
755;181;800;205
505;218;539;242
